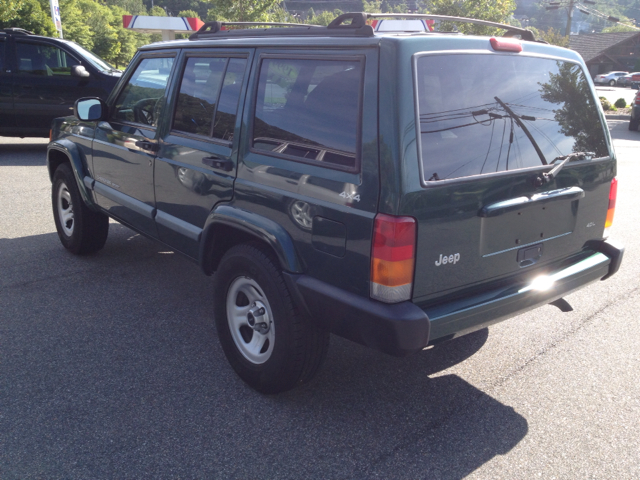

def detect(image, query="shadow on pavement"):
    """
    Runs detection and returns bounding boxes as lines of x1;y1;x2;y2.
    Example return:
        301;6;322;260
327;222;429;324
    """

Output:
0;141;48;166
0;225;527;479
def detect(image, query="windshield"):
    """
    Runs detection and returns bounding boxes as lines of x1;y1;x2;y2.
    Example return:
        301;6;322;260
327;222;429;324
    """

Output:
65;41;118;72
415;54;609;182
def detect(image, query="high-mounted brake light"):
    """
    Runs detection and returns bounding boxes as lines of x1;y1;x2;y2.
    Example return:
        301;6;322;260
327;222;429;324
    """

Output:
604;177;617;238
490;37;522;53
370;214;416;303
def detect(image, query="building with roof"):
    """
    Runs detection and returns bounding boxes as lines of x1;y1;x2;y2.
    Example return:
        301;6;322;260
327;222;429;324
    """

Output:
569;32;640;76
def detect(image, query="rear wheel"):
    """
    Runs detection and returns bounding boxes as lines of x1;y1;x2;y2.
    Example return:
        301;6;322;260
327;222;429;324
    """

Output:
609;79;616;86
52;163;109;254
630;118;639;131
213;243;329;394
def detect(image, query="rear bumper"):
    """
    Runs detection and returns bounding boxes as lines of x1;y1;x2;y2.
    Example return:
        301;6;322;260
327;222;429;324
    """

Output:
288;240;623;357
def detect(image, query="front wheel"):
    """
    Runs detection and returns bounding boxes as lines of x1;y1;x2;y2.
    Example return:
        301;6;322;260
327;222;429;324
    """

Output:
213;243;329;394
609;79;616;86
52;163;109;254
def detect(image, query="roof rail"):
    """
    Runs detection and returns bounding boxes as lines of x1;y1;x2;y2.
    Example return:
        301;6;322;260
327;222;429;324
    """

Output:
188;12;537;42
1;27;35;35
190;21;325;40
365;13;537;41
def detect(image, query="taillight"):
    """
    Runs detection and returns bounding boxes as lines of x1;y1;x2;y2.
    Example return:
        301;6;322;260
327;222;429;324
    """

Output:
604;177;617;238
635;92;640;105
370;214;416;303
49;129;52;142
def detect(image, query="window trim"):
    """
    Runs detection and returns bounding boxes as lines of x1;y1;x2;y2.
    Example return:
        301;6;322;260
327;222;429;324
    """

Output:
109;52;178;130
170;53;249;146
249;53;365;174
412;50;612;187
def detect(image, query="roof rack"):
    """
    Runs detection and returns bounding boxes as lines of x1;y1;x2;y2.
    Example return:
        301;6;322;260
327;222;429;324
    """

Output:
1;28;35;35
189;12;537;42
364;13;536;41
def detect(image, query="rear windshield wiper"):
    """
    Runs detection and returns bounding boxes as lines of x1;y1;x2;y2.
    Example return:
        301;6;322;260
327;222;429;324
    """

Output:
543;152;594;183
494;96;548;167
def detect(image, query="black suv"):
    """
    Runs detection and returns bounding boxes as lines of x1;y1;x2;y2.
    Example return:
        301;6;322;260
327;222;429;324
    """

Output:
47;13;623;393
0;28;121;137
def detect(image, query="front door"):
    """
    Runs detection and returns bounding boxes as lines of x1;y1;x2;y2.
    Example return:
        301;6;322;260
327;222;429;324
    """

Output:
13;39;88;133
154;52;251;258
92;54;177;237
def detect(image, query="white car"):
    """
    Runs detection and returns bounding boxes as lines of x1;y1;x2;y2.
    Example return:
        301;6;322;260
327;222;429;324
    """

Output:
593;71;628;86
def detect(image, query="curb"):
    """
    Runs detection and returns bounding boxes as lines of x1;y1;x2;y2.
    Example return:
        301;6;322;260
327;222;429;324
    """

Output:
605;114;631;120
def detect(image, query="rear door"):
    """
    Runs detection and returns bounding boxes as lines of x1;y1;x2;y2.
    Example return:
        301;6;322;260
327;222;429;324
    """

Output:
407;50;614;303
154;50;252;258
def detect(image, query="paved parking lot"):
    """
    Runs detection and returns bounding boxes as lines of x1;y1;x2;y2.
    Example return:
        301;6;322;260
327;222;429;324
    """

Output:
1;126;639;478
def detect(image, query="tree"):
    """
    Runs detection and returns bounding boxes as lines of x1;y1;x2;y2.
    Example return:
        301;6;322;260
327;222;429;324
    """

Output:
0;0;27;23
602;24;638;33
0;0;57;36
427;0;517;35
528;26;569;47
206;0;280;22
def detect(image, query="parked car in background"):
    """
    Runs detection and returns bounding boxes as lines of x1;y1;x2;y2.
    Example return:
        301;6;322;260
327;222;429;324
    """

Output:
630;72;640;89
593;71;627;86
617;72;640;87
0;28;121;138
630;90;640;131
47;13;623;393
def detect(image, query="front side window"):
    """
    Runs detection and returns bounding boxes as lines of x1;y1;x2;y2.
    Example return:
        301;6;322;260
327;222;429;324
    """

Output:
16;41;79;76
416;54;609;182
112;57;174;127
252;57;362;170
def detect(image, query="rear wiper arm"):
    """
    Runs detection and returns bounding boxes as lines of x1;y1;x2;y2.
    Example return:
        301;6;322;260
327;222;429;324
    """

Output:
494;96;547;166
543;152;594;183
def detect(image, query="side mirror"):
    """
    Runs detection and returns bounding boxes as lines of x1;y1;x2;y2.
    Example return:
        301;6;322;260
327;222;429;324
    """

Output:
74;97;107;121
71;65;90;78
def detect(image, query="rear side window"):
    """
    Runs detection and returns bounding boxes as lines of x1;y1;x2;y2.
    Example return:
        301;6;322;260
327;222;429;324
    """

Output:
252;57;362;171
415;54;609;182
173;57;246;141
112;57;174;127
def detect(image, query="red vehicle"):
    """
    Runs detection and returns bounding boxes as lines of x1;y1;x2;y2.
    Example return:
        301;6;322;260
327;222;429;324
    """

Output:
631;73;640;89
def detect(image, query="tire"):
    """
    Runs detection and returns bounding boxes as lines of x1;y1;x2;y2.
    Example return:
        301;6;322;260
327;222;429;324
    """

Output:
630;118;639;131
609;79;616;86
52;163;109;254
213;243;329;394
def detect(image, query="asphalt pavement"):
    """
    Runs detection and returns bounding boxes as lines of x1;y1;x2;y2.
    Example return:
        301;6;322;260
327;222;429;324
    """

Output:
1;125;639;479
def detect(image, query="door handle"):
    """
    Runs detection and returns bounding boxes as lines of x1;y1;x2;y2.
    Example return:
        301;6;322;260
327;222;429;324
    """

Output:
135;140;159;152
202;156;233;172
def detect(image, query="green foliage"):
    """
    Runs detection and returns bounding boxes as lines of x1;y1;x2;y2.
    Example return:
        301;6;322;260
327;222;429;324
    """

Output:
177;9;199;18
602;23;638;33
614;98;627;109
206;0;280;22
306;9;343;26
150;5;168;16
528;27;569;47
599;97;613;111
428;0;517;35
0;0;27;23
0;0;57;36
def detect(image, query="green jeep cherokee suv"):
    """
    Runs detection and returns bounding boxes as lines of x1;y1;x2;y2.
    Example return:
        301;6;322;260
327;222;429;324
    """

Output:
47;13;624;393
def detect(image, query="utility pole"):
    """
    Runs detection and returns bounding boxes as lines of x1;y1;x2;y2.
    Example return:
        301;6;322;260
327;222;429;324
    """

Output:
565;0;575;36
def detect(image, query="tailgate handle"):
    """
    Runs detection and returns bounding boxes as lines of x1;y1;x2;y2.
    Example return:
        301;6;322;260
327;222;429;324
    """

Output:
479;186;585;217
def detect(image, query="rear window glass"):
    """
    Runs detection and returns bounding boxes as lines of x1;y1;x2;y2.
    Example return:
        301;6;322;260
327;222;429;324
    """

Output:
416;54;609;182
252;57;362;171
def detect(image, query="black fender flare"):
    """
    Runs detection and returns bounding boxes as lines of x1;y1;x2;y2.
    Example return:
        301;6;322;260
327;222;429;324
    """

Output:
47;139;98;210
199;204;303;275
